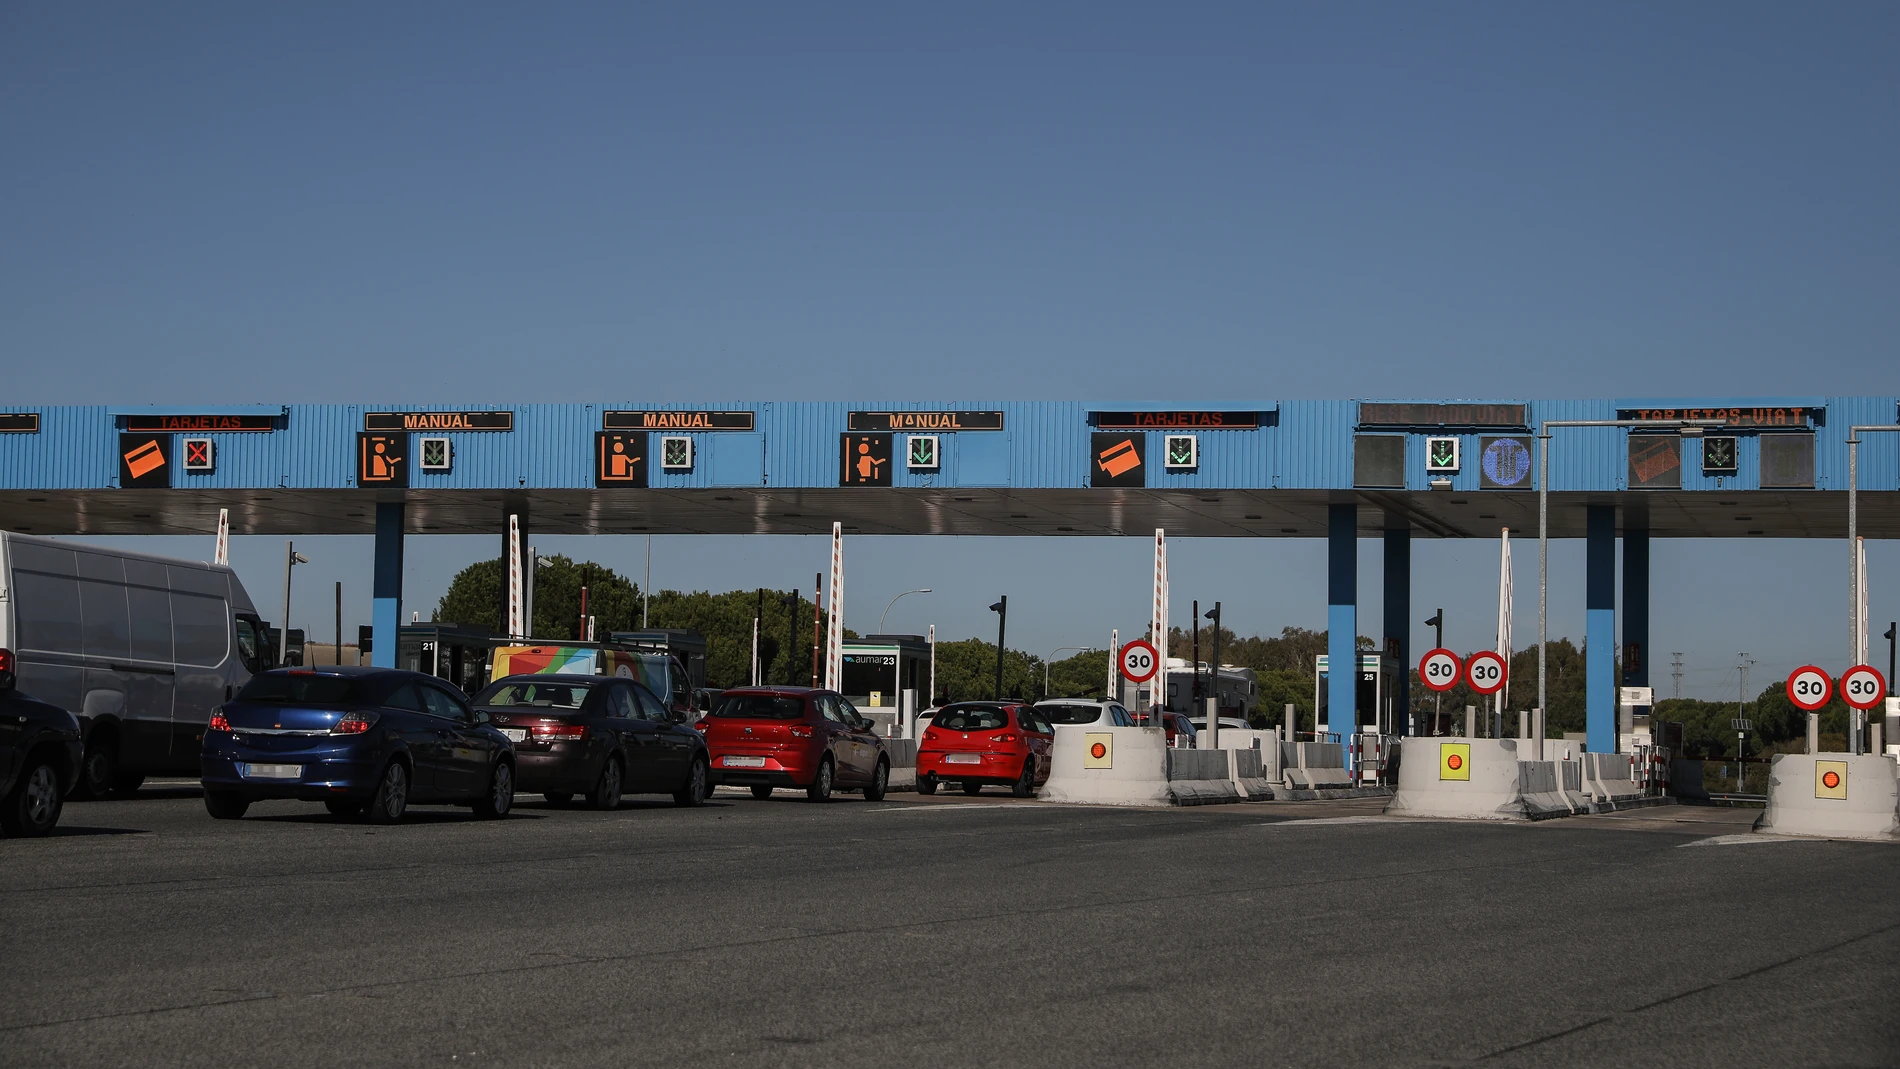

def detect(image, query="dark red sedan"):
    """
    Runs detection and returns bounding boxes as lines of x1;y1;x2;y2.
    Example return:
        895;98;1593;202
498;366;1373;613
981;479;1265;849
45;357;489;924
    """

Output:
696;687;889;802
916;702;1054;797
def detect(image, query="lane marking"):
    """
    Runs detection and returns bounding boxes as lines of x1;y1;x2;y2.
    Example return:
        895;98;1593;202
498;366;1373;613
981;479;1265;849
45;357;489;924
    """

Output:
1679;834;1802;848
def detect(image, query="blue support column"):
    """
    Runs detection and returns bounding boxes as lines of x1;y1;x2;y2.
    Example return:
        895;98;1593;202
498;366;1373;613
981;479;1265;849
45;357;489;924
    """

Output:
1586;505;1616;752
1327;504;1357;743
1383;526;1411;736
371;501;405;669
1622;528;1649;689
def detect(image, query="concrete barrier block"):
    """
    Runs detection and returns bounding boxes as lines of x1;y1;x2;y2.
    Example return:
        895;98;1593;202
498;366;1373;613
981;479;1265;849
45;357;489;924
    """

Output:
1227;748;1277;799
1386;738;1574;821
1755;753;1900;841
884;738;918;769
1166;749;1241;805
1037;725;1172;806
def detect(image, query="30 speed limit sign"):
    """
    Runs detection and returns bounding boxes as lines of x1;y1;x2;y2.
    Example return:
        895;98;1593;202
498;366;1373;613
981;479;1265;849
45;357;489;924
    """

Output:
1839;665;1887;710
1785;666;1832;711
1118;640;1160;684
1465;650;1508;695
1418;648;1462;693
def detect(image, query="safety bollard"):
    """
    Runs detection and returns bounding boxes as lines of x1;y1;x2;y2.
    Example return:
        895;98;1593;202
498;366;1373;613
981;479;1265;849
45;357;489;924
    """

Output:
1807;712;1819;754
1465;705;1475;739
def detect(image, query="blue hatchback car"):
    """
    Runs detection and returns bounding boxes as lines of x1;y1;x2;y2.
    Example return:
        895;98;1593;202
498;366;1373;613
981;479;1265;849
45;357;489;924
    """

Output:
200;667;515;823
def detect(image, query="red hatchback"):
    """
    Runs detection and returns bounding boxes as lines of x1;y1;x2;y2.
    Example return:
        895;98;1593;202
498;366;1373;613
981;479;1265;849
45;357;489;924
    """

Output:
697;687;889;802
917;702;1054;797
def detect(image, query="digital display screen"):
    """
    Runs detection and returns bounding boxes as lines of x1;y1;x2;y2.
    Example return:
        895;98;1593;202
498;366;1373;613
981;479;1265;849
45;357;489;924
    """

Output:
1616;407;1812;429
365;411;513;431
123;414;276;432
1359;403;1527;428
849;411;1004;432
0;413;39;433
1093;411;1258;430
604;411;755;431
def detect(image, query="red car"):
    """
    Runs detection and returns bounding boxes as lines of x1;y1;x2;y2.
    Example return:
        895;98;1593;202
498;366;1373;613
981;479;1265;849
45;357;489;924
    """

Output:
1133;709;1197;746
916;702;1054;797
696;687;889;802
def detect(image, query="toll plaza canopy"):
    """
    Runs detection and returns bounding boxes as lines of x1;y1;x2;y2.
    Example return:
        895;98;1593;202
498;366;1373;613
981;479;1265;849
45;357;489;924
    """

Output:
1;398;1895;539
7;396;1894;750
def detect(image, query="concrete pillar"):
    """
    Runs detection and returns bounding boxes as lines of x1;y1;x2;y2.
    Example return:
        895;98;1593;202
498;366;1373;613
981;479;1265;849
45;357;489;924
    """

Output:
1586;505;1617;753
1622;527;1650;688
1327;504;1357;743
1383;526;1411;737
371;501;405;669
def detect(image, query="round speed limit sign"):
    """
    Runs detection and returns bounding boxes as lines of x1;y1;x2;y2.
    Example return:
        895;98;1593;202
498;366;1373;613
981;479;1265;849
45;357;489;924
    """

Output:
1839;664;1887;711
1785;665;1832;711
1418;648;1463;693
1118;640;1160;684
1465;650;1508;696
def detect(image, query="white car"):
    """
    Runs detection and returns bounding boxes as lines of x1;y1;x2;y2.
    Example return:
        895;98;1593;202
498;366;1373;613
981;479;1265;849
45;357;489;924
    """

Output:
1187;716;1254;733
1033;699;1136;728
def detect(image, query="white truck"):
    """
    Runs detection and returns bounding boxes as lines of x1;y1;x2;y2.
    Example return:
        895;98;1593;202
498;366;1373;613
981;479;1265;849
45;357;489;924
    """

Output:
0;532;271;797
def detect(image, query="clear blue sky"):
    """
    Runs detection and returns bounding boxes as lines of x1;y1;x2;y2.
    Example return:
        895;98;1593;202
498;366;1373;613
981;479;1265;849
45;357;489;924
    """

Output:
4;4;1897;698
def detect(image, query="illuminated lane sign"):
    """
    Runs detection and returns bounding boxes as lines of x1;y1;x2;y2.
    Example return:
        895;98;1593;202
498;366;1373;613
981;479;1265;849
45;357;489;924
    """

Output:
357;434;409;487
0;413;39;433
596;432;648;487
123;414;276;433
364;411;513;432
848;411;1004;432
840;434;894;486
1479;436;1533;489
1628;435;1681;490
603;411;755;431
1358;403;1527;429
1617;407;1813;429
1092;432;1145;487
119;434;171;488
1093;411;1258;430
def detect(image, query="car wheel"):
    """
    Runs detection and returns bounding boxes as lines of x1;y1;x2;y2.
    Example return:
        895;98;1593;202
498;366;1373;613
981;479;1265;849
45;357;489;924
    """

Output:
863;759;889;802
1011;757;1036;798
367;761;409;824
1;757;64;837
805;757;834;802
674;757;708;808
203;790;250;820
543;792;573;806
590;757;623;811
111;772;146;796
917;774;938;796
324;799;366;819
749;784;774;799
75;735;118;801
475;762;514;819
961;779;984;796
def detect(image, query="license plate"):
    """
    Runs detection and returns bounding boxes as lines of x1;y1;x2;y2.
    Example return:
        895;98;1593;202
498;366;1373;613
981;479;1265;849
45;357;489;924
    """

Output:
499;728;527;743
240;763;302;779
725;756;766;768
944;754;981;764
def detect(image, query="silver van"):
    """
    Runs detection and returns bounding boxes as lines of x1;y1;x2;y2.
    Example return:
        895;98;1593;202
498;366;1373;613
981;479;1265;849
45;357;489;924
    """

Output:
0;532;271;797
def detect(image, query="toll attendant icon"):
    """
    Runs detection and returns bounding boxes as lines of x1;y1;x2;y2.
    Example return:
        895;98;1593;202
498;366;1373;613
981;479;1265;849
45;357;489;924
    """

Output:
356;434;408;487
839;434;892;486
595;432;647;487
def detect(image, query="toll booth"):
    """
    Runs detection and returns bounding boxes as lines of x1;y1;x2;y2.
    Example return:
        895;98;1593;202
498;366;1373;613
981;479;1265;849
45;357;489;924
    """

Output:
1313;653;1400;737
840;634;931;710
398;624;498;695
608;629;708;690
1617;686;1654;753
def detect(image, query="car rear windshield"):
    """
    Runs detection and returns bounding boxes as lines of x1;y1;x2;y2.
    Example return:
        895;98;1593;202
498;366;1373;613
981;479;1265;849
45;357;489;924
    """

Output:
934;706;1009;731
712;695;806;719
236;674;370;706
1038;704;1104;725
475;682;591;709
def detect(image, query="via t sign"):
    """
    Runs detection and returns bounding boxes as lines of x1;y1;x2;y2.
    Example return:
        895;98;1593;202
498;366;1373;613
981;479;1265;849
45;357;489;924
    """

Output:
1418;648;1462;693
1118;640;1160;684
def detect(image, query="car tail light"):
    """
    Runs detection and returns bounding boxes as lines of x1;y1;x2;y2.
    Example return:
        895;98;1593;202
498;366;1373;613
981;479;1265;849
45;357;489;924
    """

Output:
0;648;12;673
332;710;381;735
533;723;587;741
209;709;231;733
993;732;1019;744
787;724;814;738
692;719;710;733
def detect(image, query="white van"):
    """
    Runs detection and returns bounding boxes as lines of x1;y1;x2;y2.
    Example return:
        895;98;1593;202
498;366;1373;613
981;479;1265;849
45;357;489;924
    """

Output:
0;532;270;797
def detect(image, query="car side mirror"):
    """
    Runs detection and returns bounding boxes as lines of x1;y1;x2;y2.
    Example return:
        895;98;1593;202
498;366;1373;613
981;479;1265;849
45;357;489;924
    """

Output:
466;708;489;725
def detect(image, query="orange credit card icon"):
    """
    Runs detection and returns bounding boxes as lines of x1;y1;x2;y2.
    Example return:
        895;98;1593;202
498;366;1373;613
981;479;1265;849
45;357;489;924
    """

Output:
1097;438;1141;477
124;440;166;479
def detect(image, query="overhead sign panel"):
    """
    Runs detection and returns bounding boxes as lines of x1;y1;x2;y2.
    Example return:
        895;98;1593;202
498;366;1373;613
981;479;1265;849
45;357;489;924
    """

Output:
603;411;755;431
1358;403;1527;429
357;434;408;487
118;434;171;488
1617;407;1813;429
1478;436;1533;489
1628;435;1681;490
848;411;1003;432
1093;411;1258;430
0;413;40;433
595;432;648;487
840;433;893;486
1092;433;1145;487
124;414;275;433
364;411;512;432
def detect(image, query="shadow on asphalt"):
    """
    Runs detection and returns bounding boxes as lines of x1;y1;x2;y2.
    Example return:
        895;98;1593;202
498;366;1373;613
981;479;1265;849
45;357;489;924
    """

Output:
250;810;550;825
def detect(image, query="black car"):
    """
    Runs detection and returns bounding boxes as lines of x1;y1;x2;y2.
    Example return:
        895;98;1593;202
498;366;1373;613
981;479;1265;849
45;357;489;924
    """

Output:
200;667;516;823
472;675;710;809
0;649;83;837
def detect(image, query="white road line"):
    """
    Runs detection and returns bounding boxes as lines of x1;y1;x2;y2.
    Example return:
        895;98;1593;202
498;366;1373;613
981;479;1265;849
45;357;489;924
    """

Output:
1679;833;1802;848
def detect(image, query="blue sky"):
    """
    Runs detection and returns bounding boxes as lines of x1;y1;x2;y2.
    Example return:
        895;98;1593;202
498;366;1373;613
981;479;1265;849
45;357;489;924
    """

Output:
4;4;1897;697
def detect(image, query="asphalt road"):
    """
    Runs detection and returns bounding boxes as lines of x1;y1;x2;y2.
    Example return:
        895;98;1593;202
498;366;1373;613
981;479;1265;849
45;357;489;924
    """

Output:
2;786;1896;1069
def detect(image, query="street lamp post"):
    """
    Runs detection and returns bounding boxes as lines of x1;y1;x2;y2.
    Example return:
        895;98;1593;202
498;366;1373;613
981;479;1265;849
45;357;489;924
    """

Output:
879;588;932;633
1204;602;1222;750
1043;647;1093;699
1425;609;1443;734
281;541;309;666
1538;419;1725;745
989;597;1008;701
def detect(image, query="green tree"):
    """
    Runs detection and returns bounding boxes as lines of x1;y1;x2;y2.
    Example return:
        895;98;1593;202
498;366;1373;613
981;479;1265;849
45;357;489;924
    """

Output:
930;638;1042;702
433;555;640;640
1045;648;1112;699
642;588;846;689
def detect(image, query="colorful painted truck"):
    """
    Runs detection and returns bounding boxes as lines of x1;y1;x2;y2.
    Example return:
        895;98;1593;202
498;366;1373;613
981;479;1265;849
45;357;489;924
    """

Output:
487;643;693;714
